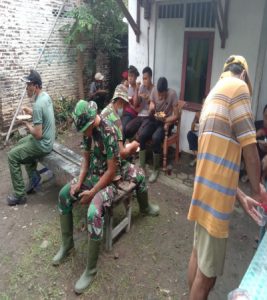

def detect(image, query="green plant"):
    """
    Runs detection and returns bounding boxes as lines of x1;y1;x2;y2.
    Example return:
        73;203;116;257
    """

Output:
61;1;127;57
61;0;127;75
54;96;76;133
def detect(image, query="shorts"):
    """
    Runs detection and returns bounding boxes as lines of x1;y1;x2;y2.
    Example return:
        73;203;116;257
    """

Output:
193;222;227;278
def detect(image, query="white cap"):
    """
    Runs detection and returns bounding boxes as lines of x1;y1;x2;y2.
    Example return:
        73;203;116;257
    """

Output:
94;72;104;81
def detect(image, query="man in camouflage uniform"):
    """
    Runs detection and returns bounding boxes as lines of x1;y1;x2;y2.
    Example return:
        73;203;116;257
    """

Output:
101;84;159;216
52;100;120;294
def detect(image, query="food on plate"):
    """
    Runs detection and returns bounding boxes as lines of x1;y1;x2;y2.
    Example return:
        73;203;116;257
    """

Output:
154;111;166;118
16;114;32;121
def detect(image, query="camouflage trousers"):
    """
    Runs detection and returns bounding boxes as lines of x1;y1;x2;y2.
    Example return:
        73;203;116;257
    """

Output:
121;160;147;194
57;162;146;241
58;176;117;241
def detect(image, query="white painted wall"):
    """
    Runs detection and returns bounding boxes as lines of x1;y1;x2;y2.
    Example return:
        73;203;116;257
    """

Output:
210;0;265;89
257;48;267;120
154;18;184;94
128;1;157;79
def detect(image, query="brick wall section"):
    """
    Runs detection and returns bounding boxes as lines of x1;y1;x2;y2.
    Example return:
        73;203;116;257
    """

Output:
0;0;110;132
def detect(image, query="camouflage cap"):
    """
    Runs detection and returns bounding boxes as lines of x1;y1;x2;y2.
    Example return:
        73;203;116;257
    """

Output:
73;100;98;132
112;84;129;103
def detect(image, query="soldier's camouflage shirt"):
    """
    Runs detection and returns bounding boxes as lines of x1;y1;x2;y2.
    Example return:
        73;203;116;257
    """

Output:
101;104;123;141
82;117;120;182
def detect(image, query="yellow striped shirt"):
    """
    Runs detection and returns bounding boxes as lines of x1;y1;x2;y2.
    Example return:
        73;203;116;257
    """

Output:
187;72;256;238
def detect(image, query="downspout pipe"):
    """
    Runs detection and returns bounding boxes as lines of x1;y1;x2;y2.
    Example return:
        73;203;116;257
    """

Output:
252;0;267;118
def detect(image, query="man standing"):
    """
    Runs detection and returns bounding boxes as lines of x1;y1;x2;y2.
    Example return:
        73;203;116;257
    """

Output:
101;84;159;216
52;100;120;294
88;72;107;110
187;55;265;300
7;70;55;206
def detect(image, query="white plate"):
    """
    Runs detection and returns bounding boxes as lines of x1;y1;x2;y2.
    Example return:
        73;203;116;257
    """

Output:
125;144;140;152
16;114;32;121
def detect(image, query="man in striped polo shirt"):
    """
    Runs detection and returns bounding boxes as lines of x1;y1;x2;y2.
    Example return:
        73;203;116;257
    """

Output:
187;55;266;300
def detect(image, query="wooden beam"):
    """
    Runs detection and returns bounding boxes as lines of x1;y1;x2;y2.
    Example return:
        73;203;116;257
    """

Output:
223;0;230;38
213;1;223;42
213;0;230;48
116;0;141;40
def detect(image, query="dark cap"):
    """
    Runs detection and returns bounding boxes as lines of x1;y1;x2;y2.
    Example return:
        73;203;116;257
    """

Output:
21;69;42;88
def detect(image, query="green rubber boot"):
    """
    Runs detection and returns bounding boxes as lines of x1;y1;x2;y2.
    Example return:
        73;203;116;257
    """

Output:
148;153;160;183
137;191;160;216
74;239;101;294
139;150;146;170
52;213;74;266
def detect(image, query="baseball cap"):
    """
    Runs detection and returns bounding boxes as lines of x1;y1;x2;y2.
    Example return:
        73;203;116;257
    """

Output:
223;55;252;95
72;100;98;132
95;72;104;81
112;84;129;103
21;69;42;87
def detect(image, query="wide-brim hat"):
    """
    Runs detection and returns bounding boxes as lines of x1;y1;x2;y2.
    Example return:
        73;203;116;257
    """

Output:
112;84;129;103
223;55;252;95
72;100;98;132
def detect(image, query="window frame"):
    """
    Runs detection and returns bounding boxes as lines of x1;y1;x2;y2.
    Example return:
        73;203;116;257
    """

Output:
180;31;214;111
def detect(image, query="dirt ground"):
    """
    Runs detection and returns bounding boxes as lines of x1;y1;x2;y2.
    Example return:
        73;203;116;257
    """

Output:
0;130;259;300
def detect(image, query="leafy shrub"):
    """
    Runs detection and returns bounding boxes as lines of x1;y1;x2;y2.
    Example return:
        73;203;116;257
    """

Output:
54;96;77;133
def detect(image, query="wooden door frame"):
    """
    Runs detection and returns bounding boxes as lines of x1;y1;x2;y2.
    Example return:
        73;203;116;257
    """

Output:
180;31;214;110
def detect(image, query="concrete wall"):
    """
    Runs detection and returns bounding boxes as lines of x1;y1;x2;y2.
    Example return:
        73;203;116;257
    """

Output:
210;0;264;89
128;0;266;152
257;48;267;120
154;18;184;94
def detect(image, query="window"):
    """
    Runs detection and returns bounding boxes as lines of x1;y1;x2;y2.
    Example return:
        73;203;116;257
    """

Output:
158;3;184;19
180;32;214;105
185;2;215;28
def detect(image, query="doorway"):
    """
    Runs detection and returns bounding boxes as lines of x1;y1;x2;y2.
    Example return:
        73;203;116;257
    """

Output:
180;31;214;104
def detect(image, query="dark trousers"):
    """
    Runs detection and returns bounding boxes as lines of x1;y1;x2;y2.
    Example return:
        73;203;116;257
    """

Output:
187;130;198;151
121;112;136;142
124;116;149;140
138;118;165;154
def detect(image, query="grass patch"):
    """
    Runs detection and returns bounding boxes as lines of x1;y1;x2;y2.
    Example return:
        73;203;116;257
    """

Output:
4;219;67;300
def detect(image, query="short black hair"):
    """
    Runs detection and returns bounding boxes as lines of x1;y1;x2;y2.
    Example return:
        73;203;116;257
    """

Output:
224;63;244;75
128;65;140;77
263;104;267;114
142;66;152;77
157;77;168;92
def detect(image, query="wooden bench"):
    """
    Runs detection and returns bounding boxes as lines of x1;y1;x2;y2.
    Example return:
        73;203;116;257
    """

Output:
39;142;136;251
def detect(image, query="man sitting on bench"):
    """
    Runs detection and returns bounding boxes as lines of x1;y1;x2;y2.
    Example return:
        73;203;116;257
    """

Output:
101;84;159;216
7;70;55;206
52;100;120;294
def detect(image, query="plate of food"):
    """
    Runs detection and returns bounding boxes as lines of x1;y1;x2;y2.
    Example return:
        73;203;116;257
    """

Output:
125;143;140;152
154;111;166;120
16;114;32;121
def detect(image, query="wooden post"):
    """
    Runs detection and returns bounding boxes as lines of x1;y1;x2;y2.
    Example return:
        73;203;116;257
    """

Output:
116;0;141;41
